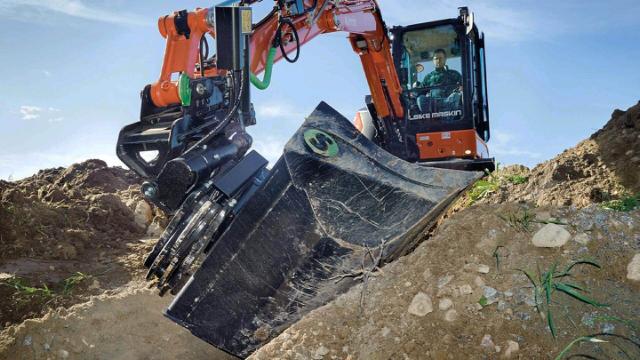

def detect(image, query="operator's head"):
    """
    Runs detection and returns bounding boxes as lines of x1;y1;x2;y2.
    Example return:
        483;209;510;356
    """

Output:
433;49;447;69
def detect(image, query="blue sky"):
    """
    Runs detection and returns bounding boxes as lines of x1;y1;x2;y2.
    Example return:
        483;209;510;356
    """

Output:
0;0;638;180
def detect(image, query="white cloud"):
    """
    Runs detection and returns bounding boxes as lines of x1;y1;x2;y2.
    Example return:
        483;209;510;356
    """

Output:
256;103;305;119
490;130;541;160
42;70;52;77
19;105;42;120
0;0;146;26
377;0;551;42
18;105;64;122
251;137;286;167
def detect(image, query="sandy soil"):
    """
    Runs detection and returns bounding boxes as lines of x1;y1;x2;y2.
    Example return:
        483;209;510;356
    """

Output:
0;281;232;360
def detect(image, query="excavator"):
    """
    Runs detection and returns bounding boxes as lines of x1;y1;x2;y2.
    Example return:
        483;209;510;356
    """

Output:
116;0;493;357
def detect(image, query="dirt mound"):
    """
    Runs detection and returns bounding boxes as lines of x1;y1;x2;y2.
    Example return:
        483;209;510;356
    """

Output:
485;101;640;207
0;282;231;360
251;203;640;359
0;160;166;326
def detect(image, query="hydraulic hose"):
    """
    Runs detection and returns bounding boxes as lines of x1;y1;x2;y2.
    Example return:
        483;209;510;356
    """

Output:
250;47;277;90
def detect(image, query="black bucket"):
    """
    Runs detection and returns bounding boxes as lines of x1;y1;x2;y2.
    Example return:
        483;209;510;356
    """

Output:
164;102;481;358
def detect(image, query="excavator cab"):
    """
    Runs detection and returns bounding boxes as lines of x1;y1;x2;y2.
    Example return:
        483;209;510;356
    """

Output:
358;8;493;171
397;8;493;170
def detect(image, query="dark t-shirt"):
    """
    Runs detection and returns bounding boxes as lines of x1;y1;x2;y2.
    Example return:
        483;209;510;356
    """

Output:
422;68;462;98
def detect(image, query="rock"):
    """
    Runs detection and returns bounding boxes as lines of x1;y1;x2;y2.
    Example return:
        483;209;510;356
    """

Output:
463;263;490;274
474;276;485;288
480;334;495;349
58;349;70;359
444;309;458;322
483;286;498;305
574;233;591;245
439;298;453;311
408;292;433;317
133;200;153;228
497;301;508;312
381;327;391;337
313;345;330;359
459;284;473;295
422;268;432;281
437;275;454;289
23;335;32;346
532;223;571;248
627;254;640;281
504;340;520;358
146;221;164;237
600;323;615;333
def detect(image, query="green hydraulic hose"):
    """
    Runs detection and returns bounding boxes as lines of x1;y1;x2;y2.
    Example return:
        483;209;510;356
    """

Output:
250;47;277;90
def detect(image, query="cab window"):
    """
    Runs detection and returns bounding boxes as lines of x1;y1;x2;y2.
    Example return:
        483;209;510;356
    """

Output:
400;24;463;122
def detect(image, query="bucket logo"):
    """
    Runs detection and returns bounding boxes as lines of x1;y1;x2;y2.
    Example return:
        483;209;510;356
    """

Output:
303;129;339;157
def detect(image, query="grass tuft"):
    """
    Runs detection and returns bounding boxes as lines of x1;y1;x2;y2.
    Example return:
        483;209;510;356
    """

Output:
601;193;640;212
4;278;54;298
506;174;529;185
62;272;90;295
519;259;608;338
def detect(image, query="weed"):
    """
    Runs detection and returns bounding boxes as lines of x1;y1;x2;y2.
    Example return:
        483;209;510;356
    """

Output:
506;174;529;185
555;333;640;360
601;193;640;212
492;245;505;272
499;209;535;232
62;272;90;295
555;335;608;359
518;259;608;338
4;278;54;298
467;178;500;204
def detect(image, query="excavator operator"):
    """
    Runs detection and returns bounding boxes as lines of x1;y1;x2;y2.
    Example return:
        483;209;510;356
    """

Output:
417;48;462;113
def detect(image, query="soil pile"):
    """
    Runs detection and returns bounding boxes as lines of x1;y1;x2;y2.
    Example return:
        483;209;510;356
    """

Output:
251;205;640;360
0;160;165;326
486;101;640;207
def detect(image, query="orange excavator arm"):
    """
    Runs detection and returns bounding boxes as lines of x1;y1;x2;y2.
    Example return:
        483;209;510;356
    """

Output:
150;0;404;120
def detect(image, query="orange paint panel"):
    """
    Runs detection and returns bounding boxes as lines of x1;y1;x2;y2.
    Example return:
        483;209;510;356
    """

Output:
416;129;486;160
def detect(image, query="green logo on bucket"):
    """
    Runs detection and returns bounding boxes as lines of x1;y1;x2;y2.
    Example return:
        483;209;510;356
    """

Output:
303;129;339;157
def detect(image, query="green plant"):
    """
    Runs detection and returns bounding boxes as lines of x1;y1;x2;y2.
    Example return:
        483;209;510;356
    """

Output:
518;259;608;338
62;272;90;295
555;336;608;360
467;178;500;204
601;193;640;212
499;209;535;232
4;278;54;298
555;333;640;360
506;174;529;185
